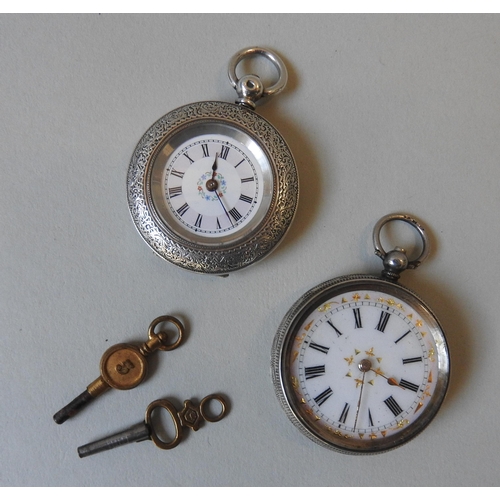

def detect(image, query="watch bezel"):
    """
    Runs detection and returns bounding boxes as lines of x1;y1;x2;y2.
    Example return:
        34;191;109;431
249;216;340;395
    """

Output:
127;101;298;274
149;121;273;245
271;274;450;454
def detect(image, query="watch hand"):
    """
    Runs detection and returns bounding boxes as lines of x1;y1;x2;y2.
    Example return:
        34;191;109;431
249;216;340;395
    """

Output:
205;153;221;194
211;153;219;178
369;368;404;389
215;190;234;227
353;371;366;431
205;154;233;227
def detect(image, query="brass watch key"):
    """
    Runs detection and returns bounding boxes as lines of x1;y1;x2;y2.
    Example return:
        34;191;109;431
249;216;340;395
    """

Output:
53;315;184;424
77;394;227;457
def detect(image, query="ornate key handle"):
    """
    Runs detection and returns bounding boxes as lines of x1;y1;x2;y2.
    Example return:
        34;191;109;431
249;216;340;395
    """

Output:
372;214;430;282
146;395;227;450
53;315;184;424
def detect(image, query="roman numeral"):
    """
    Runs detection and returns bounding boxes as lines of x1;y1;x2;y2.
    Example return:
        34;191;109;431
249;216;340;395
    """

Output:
170;169;184;179
339;403;350;424
304;365;325;380
399;379;420;392
376;311;391;332
241;177;254;183
353;308;362;329
239;194;253;204
309;342;329;354
168;186;182;198
234;159;245;168
176;203;189;217
326;320;343;337
368;409;374;427
314;387;333;407
384;395;403;416
194;213;203;228
183;152;194;163
216;217;221;229
402;356;423;365
228;207;242;221
395;330;411;344
201;144;209;157
220;145;230;160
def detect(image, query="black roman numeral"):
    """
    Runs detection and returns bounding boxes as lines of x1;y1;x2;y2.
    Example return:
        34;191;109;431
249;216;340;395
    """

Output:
399;379;420;392
353;308;362;329
376;311;391;332
314;387;333;407
395;330;411;344
168;186;182;198
234;159;245;168
241;177;254;183
170;169;184;179
194;214;203;228
326;320;343;337
309;342;329;354
339;403;350;424
220;145;230;160
229;207;242;221
201;144;209;157
183;152;194;163
384;395;403;416
176;203;189;217
368;409;374;427
304;365;325;380
239;194;253;204
402;356;423;365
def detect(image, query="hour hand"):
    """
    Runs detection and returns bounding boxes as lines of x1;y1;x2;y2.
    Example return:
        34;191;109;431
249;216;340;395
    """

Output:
211;153;219;177
370;368;406;390
206;153;220;192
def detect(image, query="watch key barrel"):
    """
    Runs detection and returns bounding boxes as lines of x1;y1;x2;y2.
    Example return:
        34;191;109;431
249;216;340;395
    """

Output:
53;315;184;423
78;422;151;458
53;389;95;424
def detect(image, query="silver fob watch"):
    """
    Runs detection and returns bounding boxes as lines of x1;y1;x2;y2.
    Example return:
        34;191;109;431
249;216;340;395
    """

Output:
127;47;298;275
272;214;450;454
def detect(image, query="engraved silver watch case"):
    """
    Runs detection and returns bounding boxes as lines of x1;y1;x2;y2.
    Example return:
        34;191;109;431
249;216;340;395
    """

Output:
127;47;298;275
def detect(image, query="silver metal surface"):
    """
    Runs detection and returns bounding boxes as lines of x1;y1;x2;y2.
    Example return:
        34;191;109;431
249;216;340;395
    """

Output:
227;47;288;108
373;213;430;275
127;100;298;275
78;422;150;458
271;214;449;455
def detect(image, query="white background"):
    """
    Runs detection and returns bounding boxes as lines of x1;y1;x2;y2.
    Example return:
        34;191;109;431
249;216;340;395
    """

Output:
1;13;499;487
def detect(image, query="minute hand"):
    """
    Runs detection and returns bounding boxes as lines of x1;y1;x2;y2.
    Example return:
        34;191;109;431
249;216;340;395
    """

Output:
215;190;234;227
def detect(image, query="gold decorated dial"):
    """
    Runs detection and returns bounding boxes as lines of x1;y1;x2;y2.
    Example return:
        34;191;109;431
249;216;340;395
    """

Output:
272;276;449;454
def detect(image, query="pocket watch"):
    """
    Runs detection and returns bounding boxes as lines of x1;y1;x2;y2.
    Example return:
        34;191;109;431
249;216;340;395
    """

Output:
272;214;450;454
127;47;298;275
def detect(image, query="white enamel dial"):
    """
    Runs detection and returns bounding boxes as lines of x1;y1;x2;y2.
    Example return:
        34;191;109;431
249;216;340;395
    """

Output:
273;276;449;454
148;120;275;249
163;134;265;238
